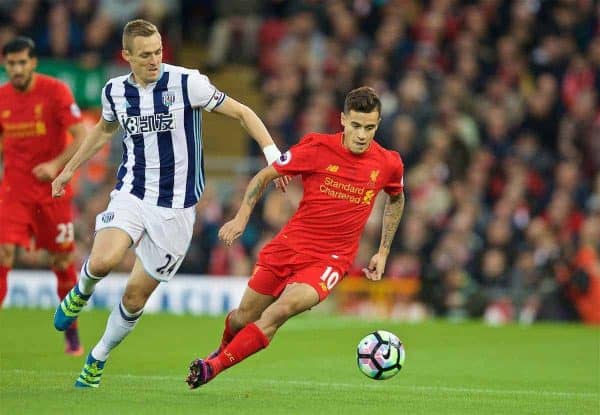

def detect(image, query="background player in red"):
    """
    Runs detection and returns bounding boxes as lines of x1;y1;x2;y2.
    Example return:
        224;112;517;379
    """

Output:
186;86;406;388
0;37;87;355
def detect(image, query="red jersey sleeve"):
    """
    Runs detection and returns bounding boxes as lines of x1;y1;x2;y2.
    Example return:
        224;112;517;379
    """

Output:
53;81;82;129
272;134;318;176
384;151;404;196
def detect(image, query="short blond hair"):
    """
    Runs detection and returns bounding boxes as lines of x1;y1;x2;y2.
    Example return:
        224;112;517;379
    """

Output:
122;19;159;51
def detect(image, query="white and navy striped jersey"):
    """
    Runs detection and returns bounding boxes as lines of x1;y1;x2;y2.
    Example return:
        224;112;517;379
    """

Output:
101;63;226;208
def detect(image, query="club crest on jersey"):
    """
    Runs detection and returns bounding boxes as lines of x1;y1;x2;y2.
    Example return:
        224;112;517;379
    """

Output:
370;170;379;183
102;211;115;223
276;150;292;166
162;91;176;107
120;113;176;134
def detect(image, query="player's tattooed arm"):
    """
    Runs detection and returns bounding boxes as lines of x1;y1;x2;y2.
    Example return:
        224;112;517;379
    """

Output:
219;165;281;246
379;192;405;255
363;192;405;281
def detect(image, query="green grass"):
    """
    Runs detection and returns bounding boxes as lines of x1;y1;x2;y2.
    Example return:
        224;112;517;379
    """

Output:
1;309;598;415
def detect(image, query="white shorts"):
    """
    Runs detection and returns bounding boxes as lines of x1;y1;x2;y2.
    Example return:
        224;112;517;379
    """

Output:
95;190;196;282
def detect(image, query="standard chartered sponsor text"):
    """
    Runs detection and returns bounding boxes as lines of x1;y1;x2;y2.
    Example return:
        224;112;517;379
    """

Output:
320;176;366;204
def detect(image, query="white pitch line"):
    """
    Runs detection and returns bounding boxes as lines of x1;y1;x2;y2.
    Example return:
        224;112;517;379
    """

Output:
2;369;597;399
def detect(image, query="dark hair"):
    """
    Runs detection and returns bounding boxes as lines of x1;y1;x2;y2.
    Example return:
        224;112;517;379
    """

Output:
344;86;381;116
2;36;36;57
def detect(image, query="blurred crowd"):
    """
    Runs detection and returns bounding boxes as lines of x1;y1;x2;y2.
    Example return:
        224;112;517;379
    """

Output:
2;0;599;324
0;0;179;68
190;0;600;325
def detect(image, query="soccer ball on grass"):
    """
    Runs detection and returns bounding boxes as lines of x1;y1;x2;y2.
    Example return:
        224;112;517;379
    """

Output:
357;330;405;380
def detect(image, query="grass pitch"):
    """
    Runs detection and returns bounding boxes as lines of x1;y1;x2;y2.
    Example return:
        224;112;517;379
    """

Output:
1;309;598;414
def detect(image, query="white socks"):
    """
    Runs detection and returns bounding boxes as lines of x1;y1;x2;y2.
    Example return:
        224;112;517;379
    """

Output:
77;259;102;296
91;301;143;361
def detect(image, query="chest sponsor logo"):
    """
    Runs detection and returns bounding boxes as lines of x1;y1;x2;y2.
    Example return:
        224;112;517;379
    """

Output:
162;91;176;107
120;113;176;135
1;110;10;118
3;121;46;137
319;176;376;205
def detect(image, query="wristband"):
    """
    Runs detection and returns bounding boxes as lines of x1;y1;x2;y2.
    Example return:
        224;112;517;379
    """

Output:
262;144;281;165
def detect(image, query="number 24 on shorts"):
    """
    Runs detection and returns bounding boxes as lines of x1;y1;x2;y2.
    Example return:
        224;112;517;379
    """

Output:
156;254;181;276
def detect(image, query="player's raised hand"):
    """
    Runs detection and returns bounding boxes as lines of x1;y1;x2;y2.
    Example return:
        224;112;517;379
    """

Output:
32;160;60;182
52;169;73;198
218;216;246;246
362;252;387;281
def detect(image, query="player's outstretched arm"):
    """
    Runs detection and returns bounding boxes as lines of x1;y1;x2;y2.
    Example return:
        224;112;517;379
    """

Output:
213;96;279;159
213;96;290;191
52;118;119;198
363;192;405;281
32;122;87;182
218;165;281;246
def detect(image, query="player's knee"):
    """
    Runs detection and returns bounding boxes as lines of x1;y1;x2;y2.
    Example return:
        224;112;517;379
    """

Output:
121;291;146;314
262;303;295;326
236;305;261;327
0;245;16;267
87;255;117;277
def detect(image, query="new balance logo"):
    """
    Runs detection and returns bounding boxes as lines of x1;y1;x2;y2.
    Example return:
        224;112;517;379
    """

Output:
121;113;176;134
326;165;339;173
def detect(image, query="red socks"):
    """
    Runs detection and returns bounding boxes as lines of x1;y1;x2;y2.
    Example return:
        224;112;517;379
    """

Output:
0;266;9;307
53;264;78;328
208;323;269;375
53;264;77;300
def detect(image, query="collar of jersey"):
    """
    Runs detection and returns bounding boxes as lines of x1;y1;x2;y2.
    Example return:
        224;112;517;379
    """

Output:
126;63;165;88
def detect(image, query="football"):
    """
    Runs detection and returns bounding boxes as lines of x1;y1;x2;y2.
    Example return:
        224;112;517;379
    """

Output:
357;330;405;380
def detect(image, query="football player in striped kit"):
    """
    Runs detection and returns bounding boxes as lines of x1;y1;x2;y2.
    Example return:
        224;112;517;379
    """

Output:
51;19;284;388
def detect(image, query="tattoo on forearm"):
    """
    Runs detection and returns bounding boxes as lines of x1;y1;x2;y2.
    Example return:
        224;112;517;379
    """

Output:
244;176;268;209
380;192;405;252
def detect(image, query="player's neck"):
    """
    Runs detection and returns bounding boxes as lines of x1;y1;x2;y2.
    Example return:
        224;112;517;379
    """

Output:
130;73;147;88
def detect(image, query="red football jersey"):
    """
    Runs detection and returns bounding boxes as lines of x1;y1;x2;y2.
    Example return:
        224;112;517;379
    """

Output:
270;132;404;268
0;74;82;201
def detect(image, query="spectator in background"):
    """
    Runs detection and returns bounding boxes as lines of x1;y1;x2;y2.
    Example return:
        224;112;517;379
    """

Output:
205;0;264;71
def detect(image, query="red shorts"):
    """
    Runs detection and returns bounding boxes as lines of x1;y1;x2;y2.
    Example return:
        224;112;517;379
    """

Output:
250;242;347;301
0;192;74;252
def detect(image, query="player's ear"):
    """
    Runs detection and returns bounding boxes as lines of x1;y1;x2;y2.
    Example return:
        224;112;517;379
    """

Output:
340;111;346;127
121;49;131;63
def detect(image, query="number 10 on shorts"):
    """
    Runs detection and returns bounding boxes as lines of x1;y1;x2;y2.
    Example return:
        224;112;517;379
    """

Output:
320;266;340;290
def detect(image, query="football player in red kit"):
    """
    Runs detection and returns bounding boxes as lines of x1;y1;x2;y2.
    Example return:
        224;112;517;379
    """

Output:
0;37;86;355
186;86;406;388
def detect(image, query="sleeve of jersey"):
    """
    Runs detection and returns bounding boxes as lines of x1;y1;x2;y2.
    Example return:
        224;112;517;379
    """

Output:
187;71;226;112
55;82;82;128
384;152;405;196
271;135;317;176
101;83;117;122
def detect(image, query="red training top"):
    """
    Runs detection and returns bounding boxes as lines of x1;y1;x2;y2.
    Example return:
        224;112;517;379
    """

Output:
0;73;82;201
